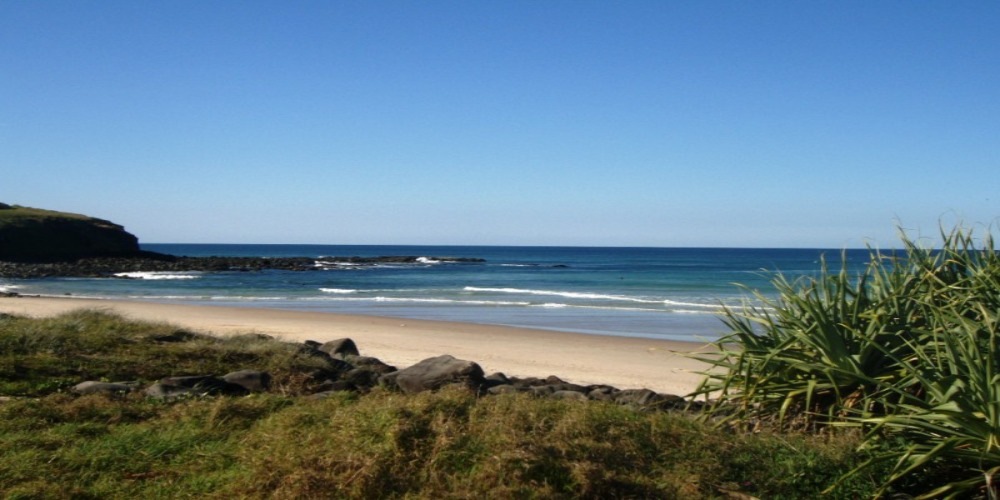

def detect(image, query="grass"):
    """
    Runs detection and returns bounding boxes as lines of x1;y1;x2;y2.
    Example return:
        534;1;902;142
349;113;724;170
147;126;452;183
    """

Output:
0;309;339;397
0;309;887;498
0;204;95;225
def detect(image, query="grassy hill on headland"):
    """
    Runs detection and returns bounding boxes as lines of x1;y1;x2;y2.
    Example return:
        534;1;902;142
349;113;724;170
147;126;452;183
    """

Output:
0;203;140;262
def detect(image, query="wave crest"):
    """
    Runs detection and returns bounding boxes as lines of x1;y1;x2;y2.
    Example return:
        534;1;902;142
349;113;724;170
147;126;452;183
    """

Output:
463;286;722;310
113;272;201;280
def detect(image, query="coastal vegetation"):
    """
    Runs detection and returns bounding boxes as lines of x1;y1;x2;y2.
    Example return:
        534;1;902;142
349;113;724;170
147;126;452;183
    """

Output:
694;224;1000;498
0;309;884;498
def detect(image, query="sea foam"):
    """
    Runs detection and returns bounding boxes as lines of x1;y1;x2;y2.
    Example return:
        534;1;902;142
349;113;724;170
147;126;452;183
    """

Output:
464;286;640;301
113;272;201;280
464;286;725;311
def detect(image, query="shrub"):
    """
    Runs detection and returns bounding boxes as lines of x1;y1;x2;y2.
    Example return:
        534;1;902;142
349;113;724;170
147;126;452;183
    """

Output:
691;224;1000;497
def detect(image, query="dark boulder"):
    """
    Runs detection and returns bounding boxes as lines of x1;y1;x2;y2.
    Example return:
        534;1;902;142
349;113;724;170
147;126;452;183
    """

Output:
319;338;359;358
343;367;383;391
508;376;545;388
311;379;357;394
145;375;248;399
145;383;195;399
483;372;510;390
530;385;557;397
222;370;271;392
487;384;519;395
613;389;685;410
387;355;485;394
587;386;617;402
339;354;396;373
552;390;589;401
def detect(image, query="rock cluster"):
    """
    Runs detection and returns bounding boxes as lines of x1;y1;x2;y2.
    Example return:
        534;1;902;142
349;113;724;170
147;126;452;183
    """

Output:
72;337;691;412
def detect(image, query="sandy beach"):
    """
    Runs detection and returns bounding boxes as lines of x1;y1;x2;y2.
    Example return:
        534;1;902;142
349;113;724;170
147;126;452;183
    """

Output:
0;295;715;395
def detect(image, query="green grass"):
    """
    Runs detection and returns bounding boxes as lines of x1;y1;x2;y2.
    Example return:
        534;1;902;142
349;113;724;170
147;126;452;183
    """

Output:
0;309;339;397
0;204;95;225
0;310;887;498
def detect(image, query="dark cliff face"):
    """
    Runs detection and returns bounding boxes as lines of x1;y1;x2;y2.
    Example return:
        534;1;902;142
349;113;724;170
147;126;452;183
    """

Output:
0;204;140;262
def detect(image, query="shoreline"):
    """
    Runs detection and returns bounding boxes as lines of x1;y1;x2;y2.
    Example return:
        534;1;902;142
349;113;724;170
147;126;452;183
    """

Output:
0;295;715;395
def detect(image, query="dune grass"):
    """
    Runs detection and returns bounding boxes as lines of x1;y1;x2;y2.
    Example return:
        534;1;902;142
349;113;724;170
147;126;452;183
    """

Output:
0;309;338;397
0;309;886;498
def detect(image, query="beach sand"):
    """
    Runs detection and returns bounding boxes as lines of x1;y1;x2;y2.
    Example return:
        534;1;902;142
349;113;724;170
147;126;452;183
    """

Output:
0;296;716;395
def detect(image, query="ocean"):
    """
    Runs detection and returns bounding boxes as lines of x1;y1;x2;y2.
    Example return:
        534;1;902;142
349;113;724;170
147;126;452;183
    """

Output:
1;245;871;342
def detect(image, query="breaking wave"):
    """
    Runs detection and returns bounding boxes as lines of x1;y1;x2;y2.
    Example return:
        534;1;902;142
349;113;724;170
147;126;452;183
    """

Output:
113;272;201;280
463;286;723;310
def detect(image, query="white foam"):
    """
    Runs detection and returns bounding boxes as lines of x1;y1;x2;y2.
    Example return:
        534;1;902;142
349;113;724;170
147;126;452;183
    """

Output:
416;257;441;264
464;287;724;310
123;295;207;300
113;272;201;280
529;303;673;313
304;296;531;306
138;295;290;301
464;286;670;304
208;296;287;301
673;309;718;315
0;283;20;293
314;261;363;268
374;297;530;306
319;288;358;294
661;299;725;310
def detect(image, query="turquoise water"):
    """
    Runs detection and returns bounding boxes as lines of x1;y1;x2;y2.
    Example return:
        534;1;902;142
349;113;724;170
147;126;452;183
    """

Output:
2;245;871;341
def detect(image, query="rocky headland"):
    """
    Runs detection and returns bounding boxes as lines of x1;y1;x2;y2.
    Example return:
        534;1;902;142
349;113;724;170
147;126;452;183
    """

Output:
0;202;483;279
0;203;140;262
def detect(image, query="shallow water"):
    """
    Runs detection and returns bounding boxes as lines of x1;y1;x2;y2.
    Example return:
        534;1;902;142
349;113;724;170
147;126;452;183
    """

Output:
3;244;871;341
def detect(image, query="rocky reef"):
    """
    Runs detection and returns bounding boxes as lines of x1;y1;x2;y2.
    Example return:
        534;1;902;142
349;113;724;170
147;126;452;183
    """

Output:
0;254;485;278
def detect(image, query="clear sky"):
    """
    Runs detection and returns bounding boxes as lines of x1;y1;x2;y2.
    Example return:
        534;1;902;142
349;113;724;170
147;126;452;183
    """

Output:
2;1;997;248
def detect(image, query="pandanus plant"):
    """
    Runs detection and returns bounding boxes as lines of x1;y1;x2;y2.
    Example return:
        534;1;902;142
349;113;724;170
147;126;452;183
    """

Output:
690;224;1000;498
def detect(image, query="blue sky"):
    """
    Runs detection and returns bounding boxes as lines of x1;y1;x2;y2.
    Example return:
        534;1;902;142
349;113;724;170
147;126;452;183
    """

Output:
2;1;997;248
